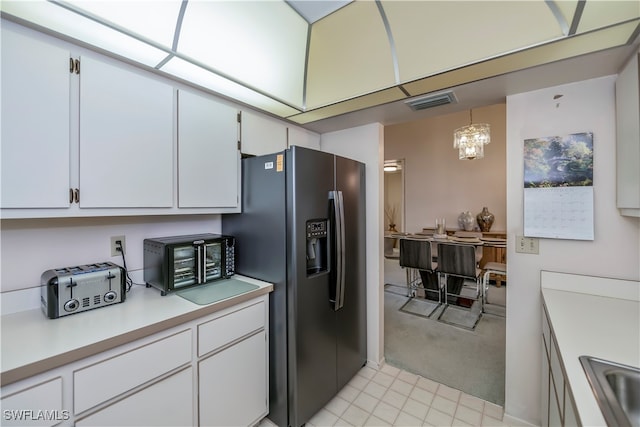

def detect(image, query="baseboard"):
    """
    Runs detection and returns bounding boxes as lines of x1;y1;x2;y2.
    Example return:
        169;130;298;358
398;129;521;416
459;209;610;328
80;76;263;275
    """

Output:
502;413;537;426
366;357;385;371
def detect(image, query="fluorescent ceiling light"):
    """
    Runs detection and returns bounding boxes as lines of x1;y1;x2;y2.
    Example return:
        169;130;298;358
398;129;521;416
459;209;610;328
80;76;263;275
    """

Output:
65;0;183;50
1;0;170;67
161;56;300;117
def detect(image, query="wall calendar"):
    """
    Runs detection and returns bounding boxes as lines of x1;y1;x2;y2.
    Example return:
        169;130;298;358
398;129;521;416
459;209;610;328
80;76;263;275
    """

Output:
523;132;594;240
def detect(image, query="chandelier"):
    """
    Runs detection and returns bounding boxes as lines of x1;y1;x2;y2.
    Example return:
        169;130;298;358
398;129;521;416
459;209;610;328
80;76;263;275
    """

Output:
453;110;490;160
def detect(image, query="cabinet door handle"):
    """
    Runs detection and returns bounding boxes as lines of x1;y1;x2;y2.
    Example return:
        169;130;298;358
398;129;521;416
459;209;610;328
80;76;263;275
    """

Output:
73;188;80;204
69;188;74;203
69;58;74;73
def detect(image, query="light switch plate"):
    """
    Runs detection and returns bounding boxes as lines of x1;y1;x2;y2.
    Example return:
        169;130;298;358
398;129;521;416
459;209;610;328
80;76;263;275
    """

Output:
516;236;539;254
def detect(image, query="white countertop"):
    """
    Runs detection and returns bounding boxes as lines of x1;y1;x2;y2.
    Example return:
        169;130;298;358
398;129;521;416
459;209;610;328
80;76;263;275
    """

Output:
541;271;640;427
0;275;272;386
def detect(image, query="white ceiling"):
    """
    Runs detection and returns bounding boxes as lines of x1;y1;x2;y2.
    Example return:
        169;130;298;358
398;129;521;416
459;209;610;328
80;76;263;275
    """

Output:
285;0;352;23
2;0;639;134
303;42;639;134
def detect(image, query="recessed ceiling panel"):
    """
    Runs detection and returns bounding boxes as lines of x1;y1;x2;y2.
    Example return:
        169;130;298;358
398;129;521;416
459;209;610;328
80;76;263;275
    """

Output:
383;1;563;84
577;0;640;33
402;20;639;97
286;0;352;23
288;87;405;124
178;0;307;108
305;1;396;109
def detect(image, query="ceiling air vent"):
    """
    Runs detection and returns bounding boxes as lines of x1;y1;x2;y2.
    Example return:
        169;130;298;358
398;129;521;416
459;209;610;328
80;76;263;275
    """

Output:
405;91;458;111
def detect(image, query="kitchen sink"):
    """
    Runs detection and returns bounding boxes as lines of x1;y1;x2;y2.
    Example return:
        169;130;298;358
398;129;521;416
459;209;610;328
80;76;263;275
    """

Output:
580;356;640;427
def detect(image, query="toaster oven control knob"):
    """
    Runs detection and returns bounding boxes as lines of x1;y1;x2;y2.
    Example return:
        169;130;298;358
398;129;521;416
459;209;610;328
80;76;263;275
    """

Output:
64;299;79;312
104;291;118;302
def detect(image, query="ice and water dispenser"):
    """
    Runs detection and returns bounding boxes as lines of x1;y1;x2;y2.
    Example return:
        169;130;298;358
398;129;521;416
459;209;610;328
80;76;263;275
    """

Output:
306;219;328;275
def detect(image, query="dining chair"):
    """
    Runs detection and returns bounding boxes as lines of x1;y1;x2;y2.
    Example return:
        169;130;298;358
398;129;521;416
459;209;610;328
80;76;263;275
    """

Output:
398;237;441;313
435;241;483;329
482;261;506;313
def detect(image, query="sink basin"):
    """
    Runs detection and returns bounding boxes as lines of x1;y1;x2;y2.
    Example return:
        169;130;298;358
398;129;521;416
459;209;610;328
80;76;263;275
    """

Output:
580;356;640;427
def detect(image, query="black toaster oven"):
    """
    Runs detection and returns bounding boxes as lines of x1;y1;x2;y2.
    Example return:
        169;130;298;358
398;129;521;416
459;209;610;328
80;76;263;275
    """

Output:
143;233;235;295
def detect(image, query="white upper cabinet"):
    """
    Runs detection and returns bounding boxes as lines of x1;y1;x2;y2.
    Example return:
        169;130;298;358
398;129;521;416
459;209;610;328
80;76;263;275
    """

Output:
616;50;640;217
177;90;239;208
241;110;287;156
79;56;174;208
1;25;71;208
1;22;242;218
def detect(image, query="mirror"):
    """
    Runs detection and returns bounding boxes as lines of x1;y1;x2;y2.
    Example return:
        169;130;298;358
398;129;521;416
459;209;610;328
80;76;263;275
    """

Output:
384;159;405;234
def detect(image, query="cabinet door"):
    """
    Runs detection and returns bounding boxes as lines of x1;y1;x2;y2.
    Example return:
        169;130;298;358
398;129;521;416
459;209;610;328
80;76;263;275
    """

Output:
241;110;287;156
75;367;193;427
615;51;640;216
177;90;239;208
79;56;173;208
199;331;267;426
1;26;71;208
0;377;64;427
541;340;550;427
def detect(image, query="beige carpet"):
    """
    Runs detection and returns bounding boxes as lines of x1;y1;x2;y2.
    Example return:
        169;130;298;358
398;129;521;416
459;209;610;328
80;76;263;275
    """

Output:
383;258;506;406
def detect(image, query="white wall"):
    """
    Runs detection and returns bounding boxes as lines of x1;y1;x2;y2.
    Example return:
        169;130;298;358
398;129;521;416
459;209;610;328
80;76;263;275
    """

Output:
505;75;640;424
1;216;220;293
385;104;506;234
320;123;385;368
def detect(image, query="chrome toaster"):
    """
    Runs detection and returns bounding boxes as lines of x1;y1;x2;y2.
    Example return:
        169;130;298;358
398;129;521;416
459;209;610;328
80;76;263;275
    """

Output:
41;262;126;319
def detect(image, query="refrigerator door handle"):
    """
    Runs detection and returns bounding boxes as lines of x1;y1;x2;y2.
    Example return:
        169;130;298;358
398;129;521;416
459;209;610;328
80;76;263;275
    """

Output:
330;190;346;310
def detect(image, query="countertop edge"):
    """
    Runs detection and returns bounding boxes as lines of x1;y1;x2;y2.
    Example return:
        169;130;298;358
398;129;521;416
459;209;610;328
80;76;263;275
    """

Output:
1;283;272;387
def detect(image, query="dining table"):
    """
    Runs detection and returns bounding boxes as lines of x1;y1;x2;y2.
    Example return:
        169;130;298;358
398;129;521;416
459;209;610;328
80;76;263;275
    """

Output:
392;232;506;306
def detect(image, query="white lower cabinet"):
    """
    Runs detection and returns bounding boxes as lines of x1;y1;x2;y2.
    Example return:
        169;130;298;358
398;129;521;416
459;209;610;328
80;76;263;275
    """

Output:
199;331;267;427
0;295;269;427
0;377;65;427
541;304;581;427
75;367;193;427
73;329;192;413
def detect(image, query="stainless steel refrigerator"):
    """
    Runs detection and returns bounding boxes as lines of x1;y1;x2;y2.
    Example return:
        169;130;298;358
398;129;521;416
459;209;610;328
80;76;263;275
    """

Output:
222;146;367;427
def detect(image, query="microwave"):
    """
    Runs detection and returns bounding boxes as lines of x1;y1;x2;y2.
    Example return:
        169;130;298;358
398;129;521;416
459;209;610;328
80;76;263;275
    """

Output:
143;233;235;295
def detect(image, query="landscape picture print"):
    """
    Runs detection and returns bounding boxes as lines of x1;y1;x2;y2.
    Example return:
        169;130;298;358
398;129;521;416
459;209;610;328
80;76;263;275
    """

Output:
523;132;593;188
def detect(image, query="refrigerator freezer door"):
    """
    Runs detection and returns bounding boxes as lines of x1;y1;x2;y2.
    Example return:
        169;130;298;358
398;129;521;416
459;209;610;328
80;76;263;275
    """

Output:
221;152;289;427
287;146;337;427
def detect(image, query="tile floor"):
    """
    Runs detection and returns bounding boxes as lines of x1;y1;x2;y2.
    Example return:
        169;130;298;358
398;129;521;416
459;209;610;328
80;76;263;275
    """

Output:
260;363;508;426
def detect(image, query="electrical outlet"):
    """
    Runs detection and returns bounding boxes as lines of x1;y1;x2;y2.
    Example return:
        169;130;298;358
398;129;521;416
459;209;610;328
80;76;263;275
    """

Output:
516;235;539;254
110;235;126;257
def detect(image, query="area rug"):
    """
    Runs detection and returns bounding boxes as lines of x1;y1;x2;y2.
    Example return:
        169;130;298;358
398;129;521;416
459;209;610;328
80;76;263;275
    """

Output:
437;304;482;330
399;297;440;318
384;283;408;297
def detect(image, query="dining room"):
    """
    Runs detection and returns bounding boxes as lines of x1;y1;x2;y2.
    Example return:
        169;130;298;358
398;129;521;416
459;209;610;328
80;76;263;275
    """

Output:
382;102;507;406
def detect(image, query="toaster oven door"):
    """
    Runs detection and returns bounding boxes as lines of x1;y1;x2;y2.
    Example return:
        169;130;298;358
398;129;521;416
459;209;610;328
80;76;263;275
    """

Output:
171;245;197;288
203;242;223;282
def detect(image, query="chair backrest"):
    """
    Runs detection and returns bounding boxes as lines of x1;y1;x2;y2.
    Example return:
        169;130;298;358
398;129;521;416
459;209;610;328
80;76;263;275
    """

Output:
436;242;478;279
399;238;433;271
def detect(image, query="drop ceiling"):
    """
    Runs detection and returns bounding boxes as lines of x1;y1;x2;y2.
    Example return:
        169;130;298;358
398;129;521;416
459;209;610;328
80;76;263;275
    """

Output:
2;1;639;134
